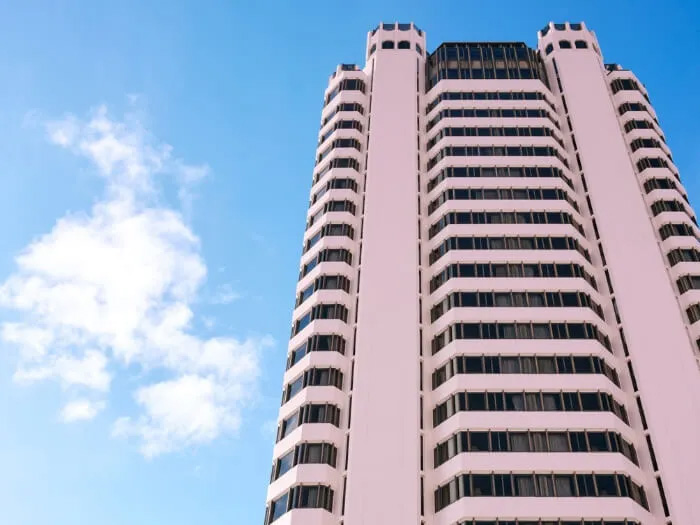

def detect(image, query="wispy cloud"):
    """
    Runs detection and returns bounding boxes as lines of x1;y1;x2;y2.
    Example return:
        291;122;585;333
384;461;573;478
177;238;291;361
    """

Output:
0;104;273;456
211;283;241;305
60;399;106;422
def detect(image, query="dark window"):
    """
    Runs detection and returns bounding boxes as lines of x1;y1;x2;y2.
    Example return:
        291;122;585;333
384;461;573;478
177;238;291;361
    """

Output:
434;390;626;426
382;41;394;49
687;304;700;324
677;275;700;294
267;492;289;523
398;40;410;49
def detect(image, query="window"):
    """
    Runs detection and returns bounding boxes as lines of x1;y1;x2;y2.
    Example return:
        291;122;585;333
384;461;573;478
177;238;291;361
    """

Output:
575;40;588;49
429;262;597;292
659;222;695;240
668;248;700;266
304;223;354;252
318;119;363;146
611;77;645;97
426;125;566;151
282;367;343;403
270;442;337;481
427;144;569;170
278;412;299;440
322;102;364;126
687;304;700;324
291;337;340;367
624;119;656;133
291;303;349;336
559;40;572;49
677;275;700;294
426;90;557;114
545;43;554;55
299;248;352;279
630;137;663;152
267;492;289;523
433;390;627;426
636;156;671;173
432;322;611;354
313;157;361;185
619;101;650;116
398;40;410;49
311;177;359;205
426;43;549;90
324;78;366;105
429;236;590;266
265;485;334;523
643;178;688;203
433;472;647;512
426;107;559;132
316;138;362;164
296;274;351;306
382;41;394;49
276;404;341;442
430;290;603;322
428;187;579;215
271;450;294;481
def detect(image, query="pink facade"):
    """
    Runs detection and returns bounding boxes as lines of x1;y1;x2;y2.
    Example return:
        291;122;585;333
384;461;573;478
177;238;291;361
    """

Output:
265;21;700;525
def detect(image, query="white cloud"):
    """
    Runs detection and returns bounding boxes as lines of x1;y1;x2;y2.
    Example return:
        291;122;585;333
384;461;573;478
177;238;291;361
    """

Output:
14;349;110;391
260;418;278;439
0;104;273;456
211;283;240;305
60;399;106;422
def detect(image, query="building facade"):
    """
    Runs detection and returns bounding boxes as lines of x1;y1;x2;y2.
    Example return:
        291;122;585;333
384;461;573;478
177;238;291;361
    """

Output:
264;21;700;525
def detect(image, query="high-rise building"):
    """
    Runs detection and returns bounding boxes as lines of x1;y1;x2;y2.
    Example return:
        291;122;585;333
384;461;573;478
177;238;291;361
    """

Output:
264;21;700;525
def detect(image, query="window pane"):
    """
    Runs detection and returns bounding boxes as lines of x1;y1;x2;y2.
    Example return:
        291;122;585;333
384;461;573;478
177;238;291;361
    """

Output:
595;474;618;496
514;475;536;496
538;356;556;373
470;431;489;451
506;393;525;410
536;474;554;496
510;432;529;451
467;392;487;410
276;450;294;478
549;432;569;452
587;431;608;451
520;356;536;373
305;443;324;463
501;357;520;373
531;432;548;452
554;475;575;496
493;473;513;496
270;493;289;522
471;474;493;496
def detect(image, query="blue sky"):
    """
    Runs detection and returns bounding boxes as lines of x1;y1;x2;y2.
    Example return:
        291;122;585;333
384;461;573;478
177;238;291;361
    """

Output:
0;1;697;524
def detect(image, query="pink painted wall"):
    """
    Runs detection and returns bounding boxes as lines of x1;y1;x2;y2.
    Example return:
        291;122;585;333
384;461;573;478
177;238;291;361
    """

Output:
552;43;700;522
344;45;422;524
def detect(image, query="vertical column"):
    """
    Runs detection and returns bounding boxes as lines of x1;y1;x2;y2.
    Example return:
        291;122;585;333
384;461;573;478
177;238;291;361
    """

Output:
344;29;422;524
543;28;700;523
